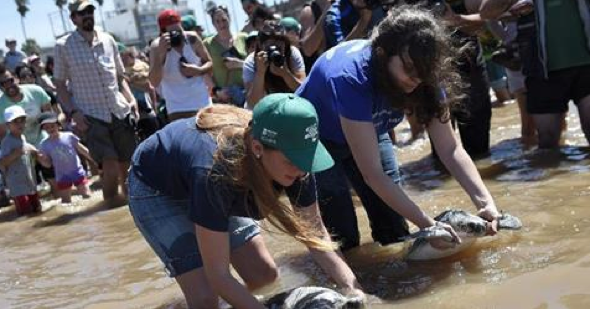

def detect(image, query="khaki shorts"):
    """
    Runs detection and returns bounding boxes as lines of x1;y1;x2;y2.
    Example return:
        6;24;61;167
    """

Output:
85;115;137;164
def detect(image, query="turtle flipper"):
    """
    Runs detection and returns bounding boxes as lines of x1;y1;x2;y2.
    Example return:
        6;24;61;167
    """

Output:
497;212;523;230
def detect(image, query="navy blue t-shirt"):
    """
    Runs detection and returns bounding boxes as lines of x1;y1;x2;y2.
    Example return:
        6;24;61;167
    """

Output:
296;40;405;144
131;118;317;232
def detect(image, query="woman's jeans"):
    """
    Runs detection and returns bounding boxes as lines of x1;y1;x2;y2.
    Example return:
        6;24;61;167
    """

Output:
315;133;409;251
127;170;260;277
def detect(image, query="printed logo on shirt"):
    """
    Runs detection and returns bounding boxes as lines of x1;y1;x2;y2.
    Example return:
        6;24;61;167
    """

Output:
304;124;318;142
261;128;278;145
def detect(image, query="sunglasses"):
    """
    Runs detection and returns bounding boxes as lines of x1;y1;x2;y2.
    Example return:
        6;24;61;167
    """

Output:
76;7;95;17
0;77;15;87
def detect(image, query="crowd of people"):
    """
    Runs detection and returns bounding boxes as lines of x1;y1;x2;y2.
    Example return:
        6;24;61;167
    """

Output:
0;0;589;307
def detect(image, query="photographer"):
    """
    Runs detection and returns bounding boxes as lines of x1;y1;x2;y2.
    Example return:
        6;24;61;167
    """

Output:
243;21;306;108
149;9;213;122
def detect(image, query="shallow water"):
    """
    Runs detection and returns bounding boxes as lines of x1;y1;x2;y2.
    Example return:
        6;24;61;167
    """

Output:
1;101;588;309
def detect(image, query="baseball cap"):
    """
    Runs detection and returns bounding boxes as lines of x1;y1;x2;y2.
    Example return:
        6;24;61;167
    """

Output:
4;105;27;123
68;0;95;13
38;112;59;126
181;15;198;30
279;17;301;33
251;93;333;173
158;9;181;32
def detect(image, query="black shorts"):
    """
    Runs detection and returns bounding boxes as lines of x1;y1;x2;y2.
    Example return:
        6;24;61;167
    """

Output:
85;115;137;164
526;65;590;114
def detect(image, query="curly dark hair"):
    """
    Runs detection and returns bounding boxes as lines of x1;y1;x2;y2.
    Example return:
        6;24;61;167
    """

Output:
370;5;465;125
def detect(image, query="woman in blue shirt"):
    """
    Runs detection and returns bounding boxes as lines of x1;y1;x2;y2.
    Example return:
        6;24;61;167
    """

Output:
128;94;368;308
296;6;500;251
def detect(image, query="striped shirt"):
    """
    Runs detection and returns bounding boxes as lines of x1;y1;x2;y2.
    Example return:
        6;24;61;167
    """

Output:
54;30;130;122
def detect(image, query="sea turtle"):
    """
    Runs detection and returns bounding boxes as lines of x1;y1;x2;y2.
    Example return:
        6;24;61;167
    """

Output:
405;210;522;261
264;286;364;309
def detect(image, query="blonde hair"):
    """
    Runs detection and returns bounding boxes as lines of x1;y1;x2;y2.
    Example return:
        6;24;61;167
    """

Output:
196;104;335;251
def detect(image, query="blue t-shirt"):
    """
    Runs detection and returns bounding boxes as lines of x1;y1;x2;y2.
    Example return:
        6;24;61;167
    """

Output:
296;40;405;144
131;118;317;232
324;0;387;49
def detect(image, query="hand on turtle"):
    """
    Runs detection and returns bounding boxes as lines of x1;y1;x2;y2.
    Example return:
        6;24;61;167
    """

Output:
477;206;500;236
428;221;462;250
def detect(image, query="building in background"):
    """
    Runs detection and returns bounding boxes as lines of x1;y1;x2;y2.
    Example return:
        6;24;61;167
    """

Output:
105;0;195;47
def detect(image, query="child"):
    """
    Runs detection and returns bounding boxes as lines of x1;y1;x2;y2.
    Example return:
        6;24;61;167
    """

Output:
0;105;41;215
37;112;93;203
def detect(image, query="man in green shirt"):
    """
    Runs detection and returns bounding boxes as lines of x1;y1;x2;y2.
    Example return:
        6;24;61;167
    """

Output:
480;0;590;148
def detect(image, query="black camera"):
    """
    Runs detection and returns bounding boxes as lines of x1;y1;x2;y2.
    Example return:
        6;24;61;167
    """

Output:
265;45;285;67
169;30;183;48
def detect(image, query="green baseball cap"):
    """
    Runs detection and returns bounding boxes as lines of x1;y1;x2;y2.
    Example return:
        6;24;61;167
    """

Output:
252;93;333;173
279;17;301;33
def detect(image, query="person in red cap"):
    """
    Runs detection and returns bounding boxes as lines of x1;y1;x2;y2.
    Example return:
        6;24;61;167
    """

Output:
149;9;213;122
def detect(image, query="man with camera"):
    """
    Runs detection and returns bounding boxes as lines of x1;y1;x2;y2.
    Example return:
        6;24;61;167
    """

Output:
148;9;213;122
243;21;307;108
54;0;138;206
480;0;590;149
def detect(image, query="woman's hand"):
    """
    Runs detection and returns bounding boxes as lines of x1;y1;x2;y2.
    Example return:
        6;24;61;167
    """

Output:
428;221;462;250
269;62;289;78
477;205;500;236
340;286;366;303
254;51;268;74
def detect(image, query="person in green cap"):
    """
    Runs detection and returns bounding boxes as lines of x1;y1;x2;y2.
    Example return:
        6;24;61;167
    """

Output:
279;16;302;46
127;93;364;308
181;15;204;39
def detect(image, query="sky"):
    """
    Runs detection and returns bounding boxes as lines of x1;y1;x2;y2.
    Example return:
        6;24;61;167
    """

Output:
0;0;252;50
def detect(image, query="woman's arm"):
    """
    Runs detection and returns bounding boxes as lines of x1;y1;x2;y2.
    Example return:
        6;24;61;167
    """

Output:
340;117;435;229
427;118;500;229
297;203;362;294
245;51;268;109
269;65;306;92
196;225;265;309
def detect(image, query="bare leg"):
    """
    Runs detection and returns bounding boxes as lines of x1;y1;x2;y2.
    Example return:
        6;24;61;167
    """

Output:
175;268;220;309
101;159;120;202
118;161;130;198
406;113;424;141
493;87;512;106
230;235;278;290
76;182;91;198
578;95;590;145
515;91;536;146
58;188;72;204
532;113;564;149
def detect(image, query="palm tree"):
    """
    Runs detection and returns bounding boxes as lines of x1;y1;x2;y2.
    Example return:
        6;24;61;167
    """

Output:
15;0;30;40
96;0;107;31
54;0;68;33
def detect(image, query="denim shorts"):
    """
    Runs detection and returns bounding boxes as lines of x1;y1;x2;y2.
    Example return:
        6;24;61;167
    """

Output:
127;171;260;277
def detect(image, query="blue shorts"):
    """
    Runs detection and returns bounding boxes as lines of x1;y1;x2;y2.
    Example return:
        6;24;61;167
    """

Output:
127;171;260;277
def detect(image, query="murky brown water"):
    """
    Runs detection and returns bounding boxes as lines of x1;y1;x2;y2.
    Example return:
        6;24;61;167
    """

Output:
1;101;589;309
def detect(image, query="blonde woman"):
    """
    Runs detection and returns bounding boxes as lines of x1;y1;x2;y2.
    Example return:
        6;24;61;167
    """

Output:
128;93;363;308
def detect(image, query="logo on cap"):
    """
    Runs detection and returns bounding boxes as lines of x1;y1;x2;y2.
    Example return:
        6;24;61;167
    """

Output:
261;128;278;145
304;124;318;142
